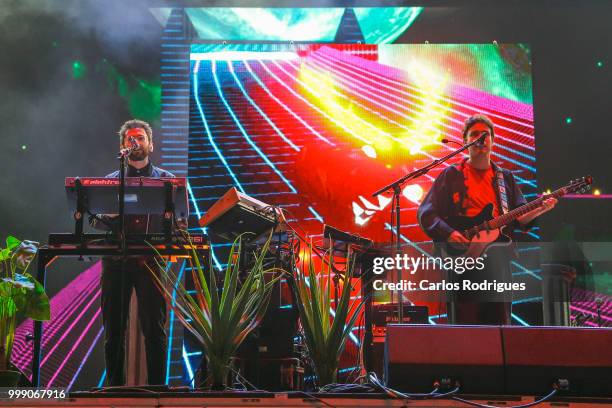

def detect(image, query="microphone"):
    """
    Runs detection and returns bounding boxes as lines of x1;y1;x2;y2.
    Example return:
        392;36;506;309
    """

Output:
441;138;463;147
118;137;139;158
476;131;489;146
442;133;488;147
128;136;138;149
118;147;133;157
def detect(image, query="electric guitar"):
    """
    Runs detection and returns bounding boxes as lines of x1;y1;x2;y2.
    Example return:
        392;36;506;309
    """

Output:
444;176;592;258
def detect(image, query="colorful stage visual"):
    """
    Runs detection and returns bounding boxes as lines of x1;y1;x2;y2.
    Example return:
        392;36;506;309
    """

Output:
187;43;537;245
15;42;610;392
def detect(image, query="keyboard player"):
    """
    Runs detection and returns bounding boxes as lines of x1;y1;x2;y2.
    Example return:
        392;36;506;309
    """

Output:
89;119;175;386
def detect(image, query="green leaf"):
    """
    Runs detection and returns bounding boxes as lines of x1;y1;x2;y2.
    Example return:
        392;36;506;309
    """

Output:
0;297;17;319
6;236;21;251
0;281;12;297
12;240;39;270
0;248;10;262
20;274;50;321
12;287;27;311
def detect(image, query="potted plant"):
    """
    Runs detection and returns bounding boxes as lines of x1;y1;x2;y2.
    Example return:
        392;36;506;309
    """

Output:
146;232;282;390
292;244;364;387
0;236;50;386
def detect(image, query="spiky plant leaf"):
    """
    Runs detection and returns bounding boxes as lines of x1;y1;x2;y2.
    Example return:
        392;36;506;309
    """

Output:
292;243;364;387
146;232;282;389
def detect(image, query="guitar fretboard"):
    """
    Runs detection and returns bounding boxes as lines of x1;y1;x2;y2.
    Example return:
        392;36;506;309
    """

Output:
487;187;567;230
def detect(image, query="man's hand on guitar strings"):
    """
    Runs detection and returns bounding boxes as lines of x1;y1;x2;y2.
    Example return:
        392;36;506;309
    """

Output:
532;196;558;216
517;197;558;225
540;197;558;212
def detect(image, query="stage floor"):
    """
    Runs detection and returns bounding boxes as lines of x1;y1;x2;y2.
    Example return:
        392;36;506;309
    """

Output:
2;392;612;408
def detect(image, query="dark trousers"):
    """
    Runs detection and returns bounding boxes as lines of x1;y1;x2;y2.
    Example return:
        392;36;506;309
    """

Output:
101;257;167;386
450;302;511;325
447;246;513;325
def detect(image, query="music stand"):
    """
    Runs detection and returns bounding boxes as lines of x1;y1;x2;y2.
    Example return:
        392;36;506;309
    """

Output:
65;177;189;243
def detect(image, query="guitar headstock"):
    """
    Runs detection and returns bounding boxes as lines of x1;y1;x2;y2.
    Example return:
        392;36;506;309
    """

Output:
567;175;593;194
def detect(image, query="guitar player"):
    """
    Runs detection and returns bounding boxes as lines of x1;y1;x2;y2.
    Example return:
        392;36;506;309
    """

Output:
417;114;557;325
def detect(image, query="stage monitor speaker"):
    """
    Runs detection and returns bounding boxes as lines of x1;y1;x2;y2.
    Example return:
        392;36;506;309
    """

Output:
502;326;612;397
385;324;504;394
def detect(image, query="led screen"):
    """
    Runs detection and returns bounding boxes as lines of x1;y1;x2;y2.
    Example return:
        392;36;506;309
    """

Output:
188;43;536;244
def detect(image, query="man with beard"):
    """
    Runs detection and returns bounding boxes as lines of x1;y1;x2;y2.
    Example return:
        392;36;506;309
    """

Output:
90;119;174;386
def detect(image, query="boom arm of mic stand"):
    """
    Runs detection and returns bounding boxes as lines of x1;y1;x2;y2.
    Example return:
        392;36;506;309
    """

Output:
372;136;482;198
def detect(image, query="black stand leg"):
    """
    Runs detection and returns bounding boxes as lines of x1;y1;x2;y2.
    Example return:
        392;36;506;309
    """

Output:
362;266;373;373
74;178;84;241
32;250;50;387
163;181;174;244
393;186;403;324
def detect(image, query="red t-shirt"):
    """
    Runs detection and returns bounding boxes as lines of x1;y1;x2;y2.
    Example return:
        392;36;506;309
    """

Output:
462;162;500;217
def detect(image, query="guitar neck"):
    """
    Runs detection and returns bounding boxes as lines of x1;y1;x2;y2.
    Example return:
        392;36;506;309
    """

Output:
488;187;566;230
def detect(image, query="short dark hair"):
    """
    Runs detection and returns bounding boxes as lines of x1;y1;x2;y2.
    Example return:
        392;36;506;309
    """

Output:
462;114;494;141
118;119;153;146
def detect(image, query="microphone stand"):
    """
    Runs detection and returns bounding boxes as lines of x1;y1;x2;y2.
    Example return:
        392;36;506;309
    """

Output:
117;145;136;254
105;144;135;389
371;134;486;324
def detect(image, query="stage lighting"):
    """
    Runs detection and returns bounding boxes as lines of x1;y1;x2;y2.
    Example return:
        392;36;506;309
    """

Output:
402;184;423;203
362;145;377;158
72;61;86;79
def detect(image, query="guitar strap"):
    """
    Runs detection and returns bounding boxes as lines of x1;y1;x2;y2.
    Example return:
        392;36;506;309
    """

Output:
494;168;510;215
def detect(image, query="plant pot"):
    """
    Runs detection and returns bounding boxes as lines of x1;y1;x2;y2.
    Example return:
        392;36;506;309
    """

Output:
0;370;21;387
207;356;231;391
195;355;232;390
315;364;338;388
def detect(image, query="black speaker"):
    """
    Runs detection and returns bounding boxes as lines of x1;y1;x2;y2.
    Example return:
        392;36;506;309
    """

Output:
503;326;612;397
385;324;504;394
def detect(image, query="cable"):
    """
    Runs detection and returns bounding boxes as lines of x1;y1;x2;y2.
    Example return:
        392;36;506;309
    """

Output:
290;391;338;408
226;365;268;392
432;386;461;398
90;385;159;394
88;212;116;230
365;372;461;400
319;382;379;393
451;389;558;408
365;368;559;408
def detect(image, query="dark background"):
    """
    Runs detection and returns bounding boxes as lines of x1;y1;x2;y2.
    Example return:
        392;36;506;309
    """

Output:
1;0;610;291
